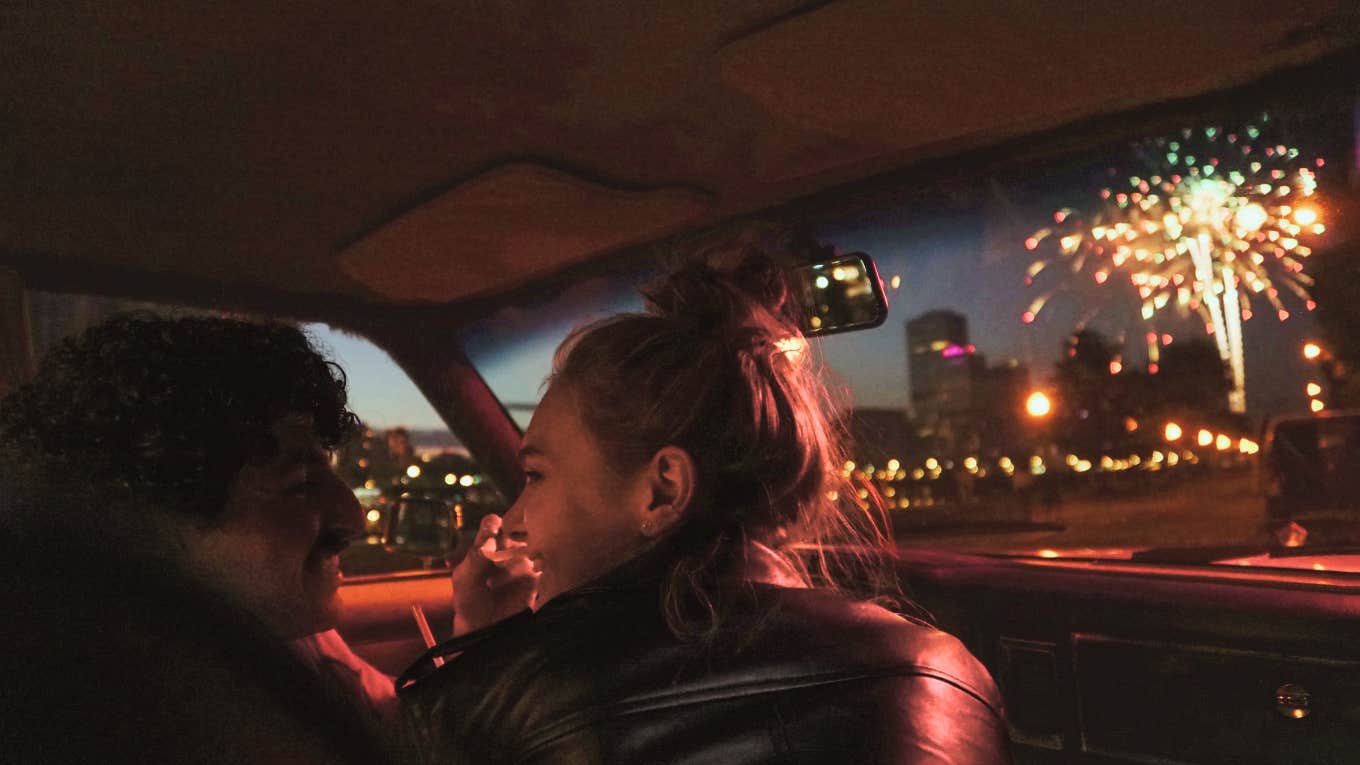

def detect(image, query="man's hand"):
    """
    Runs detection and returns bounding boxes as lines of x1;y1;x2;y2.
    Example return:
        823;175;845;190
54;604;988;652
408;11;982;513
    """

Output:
450;514;539;637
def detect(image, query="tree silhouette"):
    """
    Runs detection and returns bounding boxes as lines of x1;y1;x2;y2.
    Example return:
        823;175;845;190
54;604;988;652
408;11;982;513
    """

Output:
1309;243;1360;408
1053;331;1233;455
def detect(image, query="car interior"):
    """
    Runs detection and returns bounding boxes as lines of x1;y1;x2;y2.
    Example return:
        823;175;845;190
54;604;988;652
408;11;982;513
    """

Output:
5;3;1360;763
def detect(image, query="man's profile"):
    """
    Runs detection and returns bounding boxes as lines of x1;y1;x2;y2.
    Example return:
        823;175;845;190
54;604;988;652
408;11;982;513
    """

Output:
0;313;399;762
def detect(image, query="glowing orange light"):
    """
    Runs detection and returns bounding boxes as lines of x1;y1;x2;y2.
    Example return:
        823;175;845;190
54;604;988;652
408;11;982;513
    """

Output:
1215;434;1232;451
1125;417;1139;432
1021;311;1036;324
1311;399;1326;413
1303;342;1322;360
1109;360;1123;375
1197;429;1214;447
1164;422;1183;441
1306;382;1322;397
365;509;381;524
1293;207;1318;226
1025;391;1053;418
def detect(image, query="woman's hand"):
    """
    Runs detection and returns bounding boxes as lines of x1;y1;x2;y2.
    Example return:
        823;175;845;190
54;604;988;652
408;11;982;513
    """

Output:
450;514;539;637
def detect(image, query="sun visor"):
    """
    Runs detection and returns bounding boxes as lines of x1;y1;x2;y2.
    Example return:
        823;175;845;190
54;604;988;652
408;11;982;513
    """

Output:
339;164;711;303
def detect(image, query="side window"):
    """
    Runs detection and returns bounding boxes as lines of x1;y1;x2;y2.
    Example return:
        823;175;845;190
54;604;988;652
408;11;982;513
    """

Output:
10;291;504;577
316;323;507;576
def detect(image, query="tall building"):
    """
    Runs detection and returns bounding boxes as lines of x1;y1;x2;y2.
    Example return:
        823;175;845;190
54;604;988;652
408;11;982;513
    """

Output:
906;310;1032;456
907;310;983;423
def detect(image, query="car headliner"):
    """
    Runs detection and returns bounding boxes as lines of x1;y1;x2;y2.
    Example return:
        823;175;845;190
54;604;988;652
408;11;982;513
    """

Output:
2;1;1357;317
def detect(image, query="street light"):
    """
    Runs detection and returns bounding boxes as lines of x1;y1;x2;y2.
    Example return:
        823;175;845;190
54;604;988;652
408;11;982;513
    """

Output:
1025;391;1053;418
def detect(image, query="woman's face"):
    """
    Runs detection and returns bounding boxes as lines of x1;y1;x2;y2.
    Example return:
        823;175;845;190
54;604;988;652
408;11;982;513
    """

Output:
504;383;650;606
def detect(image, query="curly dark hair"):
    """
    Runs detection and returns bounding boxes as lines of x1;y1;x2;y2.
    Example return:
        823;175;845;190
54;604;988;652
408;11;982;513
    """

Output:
0;313;359;527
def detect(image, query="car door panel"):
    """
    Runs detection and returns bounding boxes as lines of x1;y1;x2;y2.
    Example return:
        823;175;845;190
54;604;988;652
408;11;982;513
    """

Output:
895;550;1360;765
336;572;454;676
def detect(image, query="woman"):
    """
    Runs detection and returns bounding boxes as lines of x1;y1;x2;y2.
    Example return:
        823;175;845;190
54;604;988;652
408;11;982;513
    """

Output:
398;253;1011;764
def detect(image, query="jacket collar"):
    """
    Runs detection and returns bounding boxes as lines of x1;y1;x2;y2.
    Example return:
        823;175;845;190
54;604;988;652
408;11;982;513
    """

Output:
398;539;808;692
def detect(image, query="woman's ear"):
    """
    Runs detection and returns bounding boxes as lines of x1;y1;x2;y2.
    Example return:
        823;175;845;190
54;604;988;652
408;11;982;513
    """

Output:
638;446;695;538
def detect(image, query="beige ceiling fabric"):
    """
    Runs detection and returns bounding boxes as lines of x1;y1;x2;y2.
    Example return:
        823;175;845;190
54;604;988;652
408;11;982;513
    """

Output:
718;0;1349;178
339;164;712;303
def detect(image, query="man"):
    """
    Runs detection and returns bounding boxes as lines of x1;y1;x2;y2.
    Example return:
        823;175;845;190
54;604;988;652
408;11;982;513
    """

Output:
0;313;400;762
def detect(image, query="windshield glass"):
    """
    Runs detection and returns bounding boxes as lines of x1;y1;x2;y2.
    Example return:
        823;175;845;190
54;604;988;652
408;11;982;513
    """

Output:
460;85;1360;570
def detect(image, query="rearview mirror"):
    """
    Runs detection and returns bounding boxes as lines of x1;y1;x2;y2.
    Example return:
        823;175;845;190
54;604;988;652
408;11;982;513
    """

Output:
789;253;888;337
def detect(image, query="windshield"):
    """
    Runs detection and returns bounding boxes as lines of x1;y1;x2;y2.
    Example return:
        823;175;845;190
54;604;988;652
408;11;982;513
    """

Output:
459;85;1360;571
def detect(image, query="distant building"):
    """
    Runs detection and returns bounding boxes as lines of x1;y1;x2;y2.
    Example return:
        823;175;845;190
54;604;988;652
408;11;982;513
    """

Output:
977;359;1032;455
905;309;1032;457
907;311;974;421
846;407;919;466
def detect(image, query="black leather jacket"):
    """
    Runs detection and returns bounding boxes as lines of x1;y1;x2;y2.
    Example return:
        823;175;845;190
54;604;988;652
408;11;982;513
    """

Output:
398;548;1011;764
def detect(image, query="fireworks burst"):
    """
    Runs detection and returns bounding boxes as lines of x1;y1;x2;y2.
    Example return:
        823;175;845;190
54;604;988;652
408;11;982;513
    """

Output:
1023;115;1325;413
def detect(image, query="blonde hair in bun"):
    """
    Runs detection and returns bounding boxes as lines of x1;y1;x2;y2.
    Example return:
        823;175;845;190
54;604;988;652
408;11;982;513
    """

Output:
552;241;902;639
